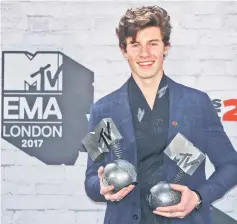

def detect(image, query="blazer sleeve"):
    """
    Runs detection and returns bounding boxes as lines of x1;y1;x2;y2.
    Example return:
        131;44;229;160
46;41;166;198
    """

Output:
84;105;107;202
195;93;237;205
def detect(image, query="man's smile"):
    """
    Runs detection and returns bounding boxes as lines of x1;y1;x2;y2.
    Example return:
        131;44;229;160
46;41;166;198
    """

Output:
137;61;155;68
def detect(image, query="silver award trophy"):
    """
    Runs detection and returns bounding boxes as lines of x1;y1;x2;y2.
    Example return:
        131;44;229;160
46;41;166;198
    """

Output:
82;118;138;192
147;133;206;209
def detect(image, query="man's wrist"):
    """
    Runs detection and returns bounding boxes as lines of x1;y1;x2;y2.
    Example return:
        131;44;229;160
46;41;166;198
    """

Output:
192;190;202;210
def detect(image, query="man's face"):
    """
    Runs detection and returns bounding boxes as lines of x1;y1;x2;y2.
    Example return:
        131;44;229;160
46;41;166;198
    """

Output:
122;26;169;79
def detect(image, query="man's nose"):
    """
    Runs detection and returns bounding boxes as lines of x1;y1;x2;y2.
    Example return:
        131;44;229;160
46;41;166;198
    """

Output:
139;45;150;57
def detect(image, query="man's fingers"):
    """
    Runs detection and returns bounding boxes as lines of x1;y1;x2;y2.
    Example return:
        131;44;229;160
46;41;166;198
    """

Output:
104;192;114;201
127;184;135;190
100;185;114;195
153;210;185;218
97;166;104;179
115;185;135;201
156;203;185;213
115;185;134;197
170;184;188;192
110;187;127;201
98;166;114;195
100;182;135;201
109;185;135;201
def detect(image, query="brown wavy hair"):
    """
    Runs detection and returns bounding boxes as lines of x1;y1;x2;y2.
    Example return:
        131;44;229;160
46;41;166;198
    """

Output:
116;5;172;51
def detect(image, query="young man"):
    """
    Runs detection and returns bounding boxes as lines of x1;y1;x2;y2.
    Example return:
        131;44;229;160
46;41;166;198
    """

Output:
84;5;237;224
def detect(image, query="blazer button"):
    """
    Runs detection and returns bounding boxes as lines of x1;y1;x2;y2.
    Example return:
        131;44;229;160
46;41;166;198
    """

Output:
133;214;138;220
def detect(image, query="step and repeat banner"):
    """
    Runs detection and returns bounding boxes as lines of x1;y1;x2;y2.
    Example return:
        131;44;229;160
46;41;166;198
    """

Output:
2;51;93;165
1;1;237;224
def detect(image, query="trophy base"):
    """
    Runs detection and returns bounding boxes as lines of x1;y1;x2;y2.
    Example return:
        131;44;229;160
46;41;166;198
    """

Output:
102;159;138;192
147;181;181;209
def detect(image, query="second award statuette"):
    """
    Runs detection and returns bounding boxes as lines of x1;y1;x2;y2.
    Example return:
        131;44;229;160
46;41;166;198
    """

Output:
146;133;206;209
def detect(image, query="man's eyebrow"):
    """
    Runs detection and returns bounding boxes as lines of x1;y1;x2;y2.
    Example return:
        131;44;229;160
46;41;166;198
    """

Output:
148;39;161;42
128;39;161;44
128;41;139;44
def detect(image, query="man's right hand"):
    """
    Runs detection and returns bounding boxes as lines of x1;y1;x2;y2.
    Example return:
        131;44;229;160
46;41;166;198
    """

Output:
98;166;135;202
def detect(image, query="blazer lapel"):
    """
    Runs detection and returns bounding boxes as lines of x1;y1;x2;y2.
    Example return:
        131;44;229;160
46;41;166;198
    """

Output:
167;77;185;144
109;81;138;168
165;76;185;181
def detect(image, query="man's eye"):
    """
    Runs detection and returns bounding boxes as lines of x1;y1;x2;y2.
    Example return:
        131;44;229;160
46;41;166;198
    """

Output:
132;44;139;48
150;42;158;46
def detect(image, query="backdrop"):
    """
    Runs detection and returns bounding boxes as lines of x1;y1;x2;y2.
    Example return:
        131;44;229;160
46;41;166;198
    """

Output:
1;1;237;224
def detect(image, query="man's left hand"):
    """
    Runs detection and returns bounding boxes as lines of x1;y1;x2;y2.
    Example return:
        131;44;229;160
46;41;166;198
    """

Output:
153;184;199;219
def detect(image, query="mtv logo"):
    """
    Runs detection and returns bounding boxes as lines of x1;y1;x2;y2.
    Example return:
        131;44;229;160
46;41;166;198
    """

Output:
164;133;206;175
1;51;94;165
24;80;38;91
3;52;63;92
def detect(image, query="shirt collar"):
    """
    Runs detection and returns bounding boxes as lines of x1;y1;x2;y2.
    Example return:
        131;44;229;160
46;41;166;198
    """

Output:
129;71;168;97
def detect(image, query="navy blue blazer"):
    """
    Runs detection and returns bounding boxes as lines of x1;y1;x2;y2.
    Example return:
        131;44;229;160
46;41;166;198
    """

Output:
84;75;237;224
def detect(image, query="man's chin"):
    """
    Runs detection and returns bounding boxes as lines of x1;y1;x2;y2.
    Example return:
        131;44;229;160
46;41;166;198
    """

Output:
131;67;162;80
137;73;158;79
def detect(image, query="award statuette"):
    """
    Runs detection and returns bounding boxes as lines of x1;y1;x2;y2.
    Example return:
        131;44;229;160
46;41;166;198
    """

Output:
82;118;138;192
146;133;206;209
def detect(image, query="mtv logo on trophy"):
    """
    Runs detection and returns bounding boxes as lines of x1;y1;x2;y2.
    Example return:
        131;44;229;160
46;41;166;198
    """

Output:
82;118;138;192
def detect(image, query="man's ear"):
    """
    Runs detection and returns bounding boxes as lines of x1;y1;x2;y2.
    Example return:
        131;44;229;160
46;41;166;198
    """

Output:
121;47;128;59
164;45;169;56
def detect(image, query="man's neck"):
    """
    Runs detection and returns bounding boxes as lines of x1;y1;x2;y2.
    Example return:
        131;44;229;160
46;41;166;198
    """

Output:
131;70;164;109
